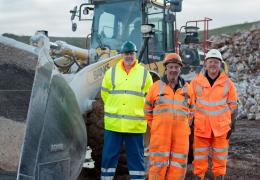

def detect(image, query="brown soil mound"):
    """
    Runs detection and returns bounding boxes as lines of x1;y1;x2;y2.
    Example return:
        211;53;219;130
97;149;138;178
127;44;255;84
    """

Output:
0;42;36;122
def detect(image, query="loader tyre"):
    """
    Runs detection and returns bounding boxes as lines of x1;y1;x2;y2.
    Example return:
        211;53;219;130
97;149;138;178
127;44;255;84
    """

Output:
81;92;128;178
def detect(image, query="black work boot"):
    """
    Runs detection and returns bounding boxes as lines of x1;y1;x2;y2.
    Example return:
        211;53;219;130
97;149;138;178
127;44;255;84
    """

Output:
215;175;224;180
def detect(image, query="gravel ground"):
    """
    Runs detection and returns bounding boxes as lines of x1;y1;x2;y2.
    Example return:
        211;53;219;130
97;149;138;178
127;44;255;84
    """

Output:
0;117;25;171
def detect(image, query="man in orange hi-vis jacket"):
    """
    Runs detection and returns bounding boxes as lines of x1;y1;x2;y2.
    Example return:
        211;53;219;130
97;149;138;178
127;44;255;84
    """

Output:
144;53;195;180
191;49;238;180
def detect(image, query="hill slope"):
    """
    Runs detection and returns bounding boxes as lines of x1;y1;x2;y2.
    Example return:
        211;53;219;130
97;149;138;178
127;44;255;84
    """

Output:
208;21;260;36
2;20;260;49
1;33;86;49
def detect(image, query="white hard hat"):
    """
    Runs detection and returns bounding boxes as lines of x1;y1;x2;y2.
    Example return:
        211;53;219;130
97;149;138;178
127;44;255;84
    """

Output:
205;49;223;61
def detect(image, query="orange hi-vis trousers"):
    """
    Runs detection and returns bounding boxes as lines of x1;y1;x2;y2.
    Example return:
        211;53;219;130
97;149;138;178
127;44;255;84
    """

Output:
193;133;229;178
148;119;190;180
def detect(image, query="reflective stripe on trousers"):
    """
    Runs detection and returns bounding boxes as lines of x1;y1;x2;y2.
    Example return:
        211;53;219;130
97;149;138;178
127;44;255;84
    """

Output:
101;130;145;180
193;135;229;177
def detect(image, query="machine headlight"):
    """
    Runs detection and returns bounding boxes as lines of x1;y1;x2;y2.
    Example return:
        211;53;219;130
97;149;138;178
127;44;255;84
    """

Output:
141;24;155;34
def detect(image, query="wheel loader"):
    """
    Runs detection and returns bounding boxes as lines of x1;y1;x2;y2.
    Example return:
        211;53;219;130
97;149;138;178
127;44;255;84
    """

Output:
16;0;224;179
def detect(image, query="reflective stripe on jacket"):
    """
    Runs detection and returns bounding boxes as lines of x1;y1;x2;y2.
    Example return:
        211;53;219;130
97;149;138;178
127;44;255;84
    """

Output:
191;71;238;138
144;78;195;129
101;59;153;133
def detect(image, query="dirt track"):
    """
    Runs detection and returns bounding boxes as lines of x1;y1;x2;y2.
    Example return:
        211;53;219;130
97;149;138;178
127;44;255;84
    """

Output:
186;119;260;180
77;118;260;180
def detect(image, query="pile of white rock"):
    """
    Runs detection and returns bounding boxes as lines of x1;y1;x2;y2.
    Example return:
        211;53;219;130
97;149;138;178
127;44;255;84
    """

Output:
209;24;260;120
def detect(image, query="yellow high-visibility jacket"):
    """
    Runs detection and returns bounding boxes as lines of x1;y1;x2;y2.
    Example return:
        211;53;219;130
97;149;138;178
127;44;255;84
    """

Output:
101;59;153;133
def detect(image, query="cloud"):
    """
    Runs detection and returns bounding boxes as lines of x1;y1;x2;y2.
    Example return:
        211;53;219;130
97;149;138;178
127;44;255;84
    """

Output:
178;0;260;29
0;0;89;37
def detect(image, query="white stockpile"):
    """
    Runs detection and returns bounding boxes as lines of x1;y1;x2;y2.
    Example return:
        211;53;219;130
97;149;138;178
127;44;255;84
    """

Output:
209;24;260;120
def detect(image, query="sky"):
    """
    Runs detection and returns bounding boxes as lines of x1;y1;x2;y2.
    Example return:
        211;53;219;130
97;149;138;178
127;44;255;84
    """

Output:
0;0;259;37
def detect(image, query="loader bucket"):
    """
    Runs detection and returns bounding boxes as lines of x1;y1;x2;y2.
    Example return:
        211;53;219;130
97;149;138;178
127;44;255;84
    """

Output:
16;44;87;180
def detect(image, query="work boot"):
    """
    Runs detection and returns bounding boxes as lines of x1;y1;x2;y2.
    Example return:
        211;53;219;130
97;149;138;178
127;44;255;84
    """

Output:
214;175;224;180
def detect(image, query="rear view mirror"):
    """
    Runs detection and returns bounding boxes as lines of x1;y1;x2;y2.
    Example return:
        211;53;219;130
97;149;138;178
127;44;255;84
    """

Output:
70;6;78;21
169;0;183;12
72;23;77;32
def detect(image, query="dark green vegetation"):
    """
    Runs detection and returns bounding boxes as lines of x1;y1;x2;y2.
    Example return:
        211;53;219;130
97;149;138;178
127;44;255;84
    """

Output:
207;20;260;37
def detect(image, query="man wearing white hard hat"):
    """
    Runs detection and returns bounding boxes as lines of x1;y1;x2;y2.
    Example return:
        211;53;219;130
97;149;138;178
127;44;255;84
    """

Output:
190;49;238;180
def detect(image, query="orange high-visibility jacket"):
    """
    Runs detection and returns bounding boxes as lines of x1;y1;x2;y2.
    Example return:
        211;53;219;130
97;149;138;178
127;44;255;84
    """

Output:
144;77;195;132
190;71;238;138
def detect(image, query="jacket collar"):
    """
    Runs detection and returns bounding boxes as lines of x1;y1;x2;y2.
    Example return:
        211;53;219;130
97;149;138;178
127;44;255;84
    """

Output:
119;59;138;73
161;74;186;89
198;69;228;87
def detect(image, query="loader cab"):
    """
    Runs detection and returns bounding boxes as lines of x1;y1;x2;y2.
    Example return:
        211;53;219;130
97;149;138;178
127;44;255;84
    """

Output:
90;0;175;69
145;3;175;63
91;0;143;51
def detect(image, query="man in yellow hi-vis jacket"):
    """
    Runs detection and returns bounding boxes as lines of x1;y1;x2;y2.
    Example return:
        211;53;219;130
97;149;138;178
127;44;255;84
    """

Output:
101;41;153;180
